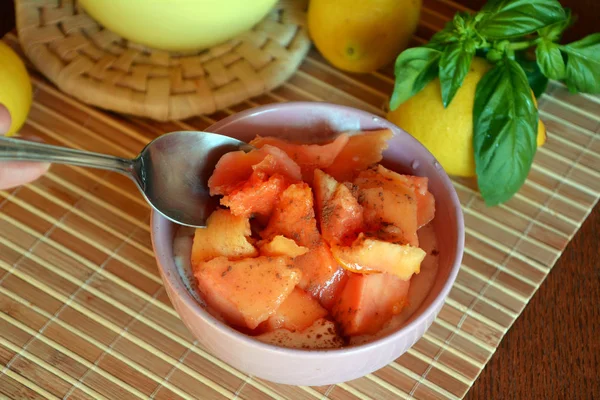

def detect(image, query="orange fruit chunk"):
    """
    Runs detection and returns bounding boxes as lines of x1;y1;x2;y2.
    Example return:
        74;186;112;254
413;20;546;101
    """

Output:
331;233;425;280
221;173;288;219
294;242;348;311
261;183;347;309
258;287;328;332
250;134;349;182
313;169;363;246
354;168;419;247
261;183;321;247
208;145;301;196
259;235;309;258
374;165;435;228
191;208;257;266
195;255;301;329
324;129;392;182
332;272;410;336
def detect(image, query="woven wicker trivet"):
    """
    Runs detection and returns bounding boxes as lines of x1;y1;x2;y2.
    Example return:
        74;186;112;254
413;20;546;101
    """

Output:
15;0;310;121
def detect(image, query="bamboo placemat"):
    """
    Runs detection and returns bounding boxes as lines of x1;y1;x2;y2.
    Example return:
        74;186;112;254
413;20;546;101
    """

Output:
1;0;599;398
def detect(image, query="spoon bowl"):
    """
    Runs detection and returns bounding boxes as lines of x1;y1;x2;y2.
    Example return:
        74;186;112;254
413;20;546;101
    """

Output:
0;131;250;227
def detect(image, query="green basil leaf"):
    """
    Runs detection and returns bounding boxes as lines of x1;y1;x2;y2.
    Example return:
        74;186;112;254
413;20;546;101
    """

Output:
424;42;446;51
515;51;548;98
439;41;475;107
473;57;538;206
536;40;566;80
428;13;471;47
390;48;441;110
485;48;504;63
451;12;471;32
428;28;460;48
477;0;566;39
561;33;600;93
538;8;572;41
481;0;505;11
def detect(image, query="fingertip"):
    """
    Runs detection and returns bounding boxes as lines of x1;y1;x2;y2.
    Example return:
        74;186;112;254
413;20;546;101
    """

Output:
38;162;51;174
0;104;12;135
19;134;45;143
30;162;51;179
0;161;50;190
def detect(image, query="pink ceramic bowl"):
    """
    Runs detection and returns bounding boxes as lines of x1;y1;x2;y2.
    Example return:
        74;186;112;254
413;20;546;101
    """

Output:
151;102;464;386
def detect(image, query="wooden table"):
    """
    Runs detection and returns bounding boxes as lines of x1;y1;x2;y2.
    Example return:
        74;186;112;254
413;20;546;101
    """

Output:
1;1;598;398
466;206;600;399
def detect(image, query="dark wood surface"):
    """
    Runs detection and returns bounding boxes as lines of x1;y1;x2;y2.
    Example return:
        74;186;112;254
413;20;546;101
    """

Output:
465;206;600;400
1;1;598;399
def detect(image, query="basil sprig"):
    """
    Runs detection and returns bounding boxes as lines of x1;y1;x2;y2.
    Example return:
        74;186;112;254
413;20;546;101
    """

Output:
439;40;476;106
536;40;566;80
390;48;440;110
473;57;538;205
561;33;600;93
390;0;600;206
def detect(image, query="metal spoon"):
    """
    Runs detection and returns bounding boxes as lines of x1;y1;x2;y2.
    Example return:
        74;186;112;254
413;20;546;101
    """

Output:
0;131;251;227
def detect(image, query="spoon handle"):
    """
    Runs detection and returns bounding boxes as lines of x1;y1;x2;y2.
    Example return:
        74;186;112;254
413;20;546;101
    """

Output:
0;136;133;175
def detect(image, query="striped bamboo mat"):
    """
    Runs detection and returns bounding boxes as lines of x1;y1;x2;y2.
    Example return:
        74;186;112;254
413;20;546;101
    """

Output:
1;0;599;398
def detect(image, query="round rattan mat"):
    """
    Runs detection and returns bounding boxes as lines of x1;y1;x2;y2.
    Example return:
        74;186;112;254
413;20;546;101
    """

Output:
15;0;310;121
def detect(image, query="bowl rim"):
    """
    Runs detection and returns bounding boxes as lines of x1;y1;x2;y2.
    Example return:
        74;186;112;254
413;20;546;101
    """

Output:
151;101;465;357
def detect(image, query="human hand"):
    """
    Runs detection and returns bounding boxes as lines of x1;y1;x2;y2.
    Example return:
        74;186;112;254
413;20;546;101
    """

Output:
0;104;50;190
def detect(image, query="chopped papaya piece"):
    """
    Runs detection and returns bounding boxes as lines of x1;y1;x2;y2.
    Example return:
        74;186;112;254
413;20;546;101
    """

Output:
191;208;257;266
207;150;266;196
313;169;363;246
259;235;309;257
258;287;328;332
261;182;348;309
195;256;301;329
356;185;419;247
324;129;393;182
331;233;425;280
295;242;347;310
221;173;288;219
255;318;344;349
208;145;301;196
261;183;322;247
354;168;419;247
332;272;410;336
411;177;435;228
250;134;349;182
313;169;339;217
374;165;435;228
252;145;302;182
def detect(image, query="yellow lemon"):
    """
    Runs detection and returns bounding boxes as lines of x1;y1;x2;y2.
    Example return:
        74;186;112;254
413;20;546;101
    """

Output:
387;57;546;177
0;41;32;137
534;99;546;147
308;0;421;74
